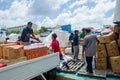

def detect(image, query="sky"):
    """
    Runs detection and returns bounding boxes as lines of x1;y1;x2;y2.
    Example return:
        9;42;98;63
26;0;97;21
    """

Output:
0;0;116;30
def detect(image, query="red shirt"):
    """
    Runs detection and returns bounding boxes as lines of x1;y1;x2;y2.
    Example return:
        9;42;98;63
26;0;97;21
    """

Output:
51;39;61;54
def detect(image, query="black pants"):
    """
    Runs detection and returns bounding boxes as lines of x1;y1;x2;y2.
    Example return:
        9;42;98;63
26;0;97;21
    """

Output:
71;43;74;53
86;56;93;73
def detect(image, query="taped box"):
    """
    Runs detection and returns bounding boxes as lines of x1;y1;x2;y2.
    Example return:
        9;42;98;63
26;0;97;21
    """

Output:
96;44;106;51
107;48;119;57
0;57;27;65
3;45;24;60
95;57;107;70
106;41;118;50
114;25;120;33
118;39;120;47
110;56;120;73
96;63;107;70
96;50;107;58
97;32;117;43
95;57;107;64
0;43;16;58
119;34;120;39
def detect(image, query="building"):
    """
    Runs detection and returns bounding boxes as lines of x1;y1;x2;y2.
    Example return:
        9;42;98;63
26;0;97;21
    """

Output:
6;24;38;33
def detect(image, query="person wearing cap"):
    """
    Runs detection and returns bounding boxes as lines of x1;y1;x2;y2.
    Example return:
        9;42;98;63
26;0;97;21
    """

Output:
21;22;40;45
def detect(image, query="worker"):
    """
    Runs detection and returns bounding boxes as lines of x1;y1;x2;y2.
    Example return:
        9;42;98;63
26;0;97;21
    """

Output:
17;36;21;41
21;22;40;45
82;28;99;74
73;30;80;61
49;33;69;69
69;33;74;54
80;28;86;38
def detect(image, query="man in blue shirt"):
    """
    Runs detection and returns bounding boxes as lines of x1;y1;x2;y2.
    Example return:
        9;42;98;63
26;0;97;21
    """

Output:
73;30;80;61
21;22;40;45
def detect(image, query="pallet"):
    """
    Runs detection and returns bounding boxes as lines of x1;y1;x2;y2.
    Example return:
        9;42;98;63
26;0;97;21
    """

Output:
60;60;85;73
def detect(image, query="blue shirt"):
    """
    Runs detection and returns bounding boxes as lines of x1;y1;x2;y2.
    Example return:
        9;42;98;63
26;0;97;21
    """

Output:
73;34;79;46
21;27;33;42
69;35;74;41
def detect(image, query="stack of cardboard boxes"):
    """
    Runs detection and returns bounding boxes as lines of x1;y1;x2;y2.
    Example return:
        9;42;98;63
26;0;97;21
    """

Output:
0;44;26;66
96;25;120;73
96;44;107;70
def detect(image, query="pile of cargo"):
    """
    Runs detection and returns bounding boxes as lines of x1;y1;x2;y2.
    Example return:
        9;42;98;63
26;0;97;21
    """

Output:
96;25;120;73
0;43;48;68
24;44;48;60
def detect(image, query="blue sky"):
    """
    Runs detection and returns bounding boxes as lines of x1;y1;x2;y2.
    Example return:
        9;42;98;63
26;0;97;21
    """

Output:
0;0;116;29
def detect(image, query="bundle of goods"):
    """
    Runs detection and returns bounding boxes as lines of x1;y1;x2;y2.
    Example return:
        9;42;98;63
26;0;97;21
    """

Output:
95;57;107;70
0;57;27;66
96;44;107;70
24;44;48;60
96;25;120;74
3;45;24;60
110;56;120;73
0;44;27;67
0;43;17;58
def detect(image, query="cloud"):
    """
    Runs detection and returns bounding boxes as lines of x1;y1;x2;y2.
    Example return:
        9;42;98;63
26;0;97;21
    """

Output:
69;0;87;9
28;0;69;16
0;0;116;30
0;0;6;2
41;17;55;27
0;0;33;28
42;0;116;30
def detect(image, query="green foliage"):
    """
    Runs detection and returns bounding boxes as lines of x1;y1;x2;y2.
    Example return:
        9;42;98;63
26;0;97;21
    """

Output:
39;26;48;33
34;30;39;35
6;30;21;35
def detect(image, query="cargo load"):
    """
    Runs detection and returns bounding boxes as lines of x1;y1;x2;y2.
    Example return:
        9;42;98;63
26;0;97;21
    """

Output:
110;56;120;73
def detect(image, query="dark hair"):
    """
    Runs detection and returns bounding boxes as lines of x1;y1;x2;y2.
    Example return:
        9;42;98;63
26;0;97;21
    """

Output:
52;33;57;39
74;30;79;33
6;37;9;40
86;28;91;33
71;33;74;35
82;28;86;31
27;22;32;25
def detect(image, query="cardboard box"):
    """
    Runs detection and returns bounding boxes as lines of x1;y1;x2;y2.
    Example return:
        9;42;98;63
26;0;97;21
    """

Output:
95;57;107;70
24;45;48;60
95;57;107;63
96;44;106;51
3;45;24;60
97;32;117;43
110;56;120;73
0;57;27;65
96;50;107;58
118;39;120;47
107;48;119;57
0;43;16;58
96;63;107;70
106;41;118;50
119;34;120;39
114;25;120;33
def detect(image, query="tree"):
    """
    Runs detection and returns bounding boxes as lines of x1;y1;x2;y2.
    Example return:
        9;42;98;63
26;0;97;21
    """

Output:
6;30;21;35
39;26;48;33
34;30;39;35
